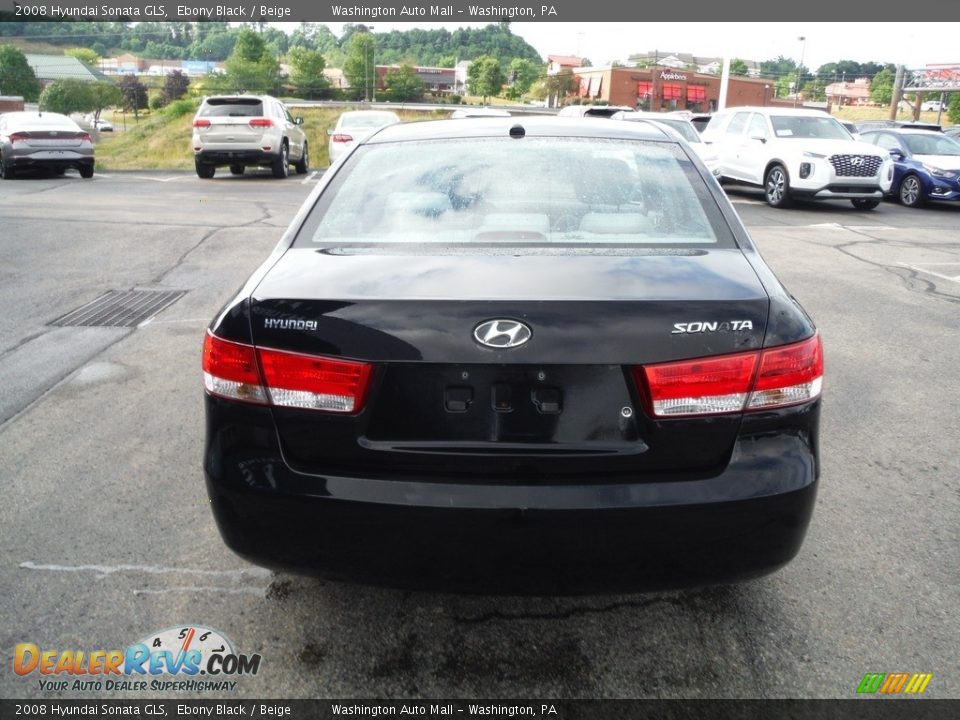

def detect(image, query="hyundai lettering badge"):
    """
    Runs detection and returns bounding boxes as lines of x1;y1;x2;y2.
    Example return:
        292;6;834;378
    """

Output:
473;320;532;349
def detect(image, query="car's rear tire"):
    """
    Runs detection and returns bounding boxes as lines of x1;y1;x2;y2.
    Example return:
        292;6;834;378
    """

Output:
295;143;309;174
850;198;879;210
898;174;924;207
196;160;215;179
764;164;792;208
271;143;289;179
54;167;66;176
229;164;245;176
79;164;94;179
0;155;12;180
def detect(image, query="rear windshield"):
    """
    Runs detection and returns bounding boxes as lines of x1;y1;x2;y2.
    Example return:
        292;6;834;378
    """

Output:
649;118;700;143
902;133;960;156
340;113;399;129
198;99;264;117
296;137;733;249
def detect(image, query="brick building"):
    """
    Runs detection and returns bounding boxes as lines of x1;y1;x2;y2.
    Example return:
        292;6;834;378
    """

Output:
571;66;783;112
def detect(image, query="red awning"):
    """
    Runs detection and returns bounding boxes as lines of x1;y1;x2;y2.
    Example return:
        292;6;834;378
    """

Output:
662;83;683;100
687;86;706;101
637;81;653;97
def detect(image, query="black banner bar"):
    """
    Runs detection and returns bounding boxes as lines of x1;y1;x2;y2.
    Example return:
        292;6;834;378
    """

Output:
1;1;959;22
3;700;960;720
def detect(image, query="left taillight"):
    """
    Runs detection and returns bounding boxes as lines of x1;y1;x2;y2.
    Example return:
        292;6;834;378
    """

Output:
249;118;273;128
635;334;823;418
9;132;28;143
202;331;373;414
202;332;267;405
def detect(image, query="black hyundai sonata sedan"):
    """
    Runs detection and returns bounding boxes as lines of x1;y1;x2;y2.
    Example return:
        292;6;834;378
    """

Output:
202;117;822;594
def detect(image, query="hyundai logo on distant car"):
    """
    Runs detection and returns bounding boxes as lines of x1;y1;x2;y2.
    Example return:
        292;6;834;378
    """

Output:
851;157;864;167
473;320;532;348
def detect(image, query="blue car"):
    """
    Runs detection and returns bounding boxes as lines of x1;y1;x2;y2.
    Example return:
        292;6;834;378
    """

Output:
861;129;960;207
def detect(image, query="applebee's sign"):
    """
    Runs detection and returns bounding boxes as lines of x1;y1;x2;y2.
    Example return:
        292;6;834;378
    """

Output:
660;70;687;81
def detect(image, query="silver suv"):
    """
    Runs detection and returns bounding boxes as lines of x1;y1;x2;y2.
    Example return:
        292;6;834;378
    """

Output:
192;95;308;179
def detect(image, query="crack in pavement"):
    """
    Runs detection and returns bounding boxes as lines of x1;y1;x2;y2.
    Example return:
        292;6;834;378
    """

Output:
786;228;960;305
451;594;691;624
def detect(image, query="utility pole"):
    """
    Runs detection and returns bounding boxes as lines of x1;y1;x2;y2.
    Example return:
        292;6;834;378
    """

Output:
793;36;806;108
889;65;904;121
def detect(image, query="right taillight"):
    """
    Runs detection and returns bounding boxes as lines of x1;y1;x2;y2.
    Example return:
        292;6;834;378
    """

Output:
747;333;823;410
202;331;373;414
636;334;822;418
331;134;353;143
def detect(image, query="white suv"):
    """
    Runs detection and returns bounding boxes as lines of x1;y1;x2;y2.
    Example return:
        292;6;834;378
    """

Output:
702;107;893;209
192;95;308;179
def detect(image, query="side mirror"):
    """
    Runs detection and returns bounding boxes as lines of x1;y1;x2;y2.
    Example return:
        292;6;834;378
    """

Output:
295;117;304;126
326;128;334;135
749;133;767;143
889;148;905;160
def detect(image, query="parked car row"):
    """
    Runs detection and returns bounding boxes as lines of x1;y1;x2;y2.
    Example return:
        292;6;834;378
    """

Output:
591;106;960;211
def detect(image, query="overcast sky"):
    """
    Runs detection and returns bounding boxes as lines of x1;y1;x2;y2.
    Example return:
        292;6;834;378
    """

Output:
317;22;952;72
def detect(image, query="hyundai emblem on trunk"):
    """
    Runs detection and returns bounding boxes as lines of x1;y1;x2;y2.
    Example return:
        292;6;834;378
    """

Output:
474;320;532;348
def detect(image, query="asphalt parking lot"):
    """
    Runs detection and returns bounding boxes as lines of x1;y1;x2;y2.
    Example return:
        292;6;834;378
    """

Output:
0;170;958;699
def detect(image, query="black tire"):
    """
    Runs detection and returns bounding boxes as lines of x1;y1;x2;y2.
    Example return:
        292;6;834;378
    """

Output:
195;159;215;179
294;142;309;174
850;198;879;210
271;143;289;179
54;167;66;176
0;153;12;180
898;174;924;208
229;164;245;176
79;164;94;179
764;164;792;208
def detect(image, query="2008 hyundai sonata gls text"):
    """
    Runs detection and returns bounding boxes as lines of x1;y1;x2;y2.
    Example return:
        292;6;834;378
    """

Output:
202;117;823;594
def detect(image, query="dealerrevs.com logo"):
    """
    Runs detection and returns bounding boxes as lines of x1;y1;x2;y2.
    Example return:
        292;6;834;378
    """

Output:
14;626;261;693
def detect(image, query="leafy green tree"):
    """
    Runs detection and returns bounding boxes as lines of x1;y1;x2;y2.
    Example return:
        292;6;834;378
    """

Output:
947;92;960;124
65;47;100;66
729;58;749;76
39;79;94;115
87;81;122;122
505;58;542;99
287;47;330;99
383;64;423;102
870;67;895;105
530;69;577;107
343;31;376;101
801;77;826;101
0;45;41;101
224;28;281;93
468;55;505;103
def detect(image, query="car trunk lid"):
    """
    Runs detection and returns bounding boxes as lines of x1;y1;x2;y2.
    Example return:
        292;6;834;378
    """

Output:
242;248;770;482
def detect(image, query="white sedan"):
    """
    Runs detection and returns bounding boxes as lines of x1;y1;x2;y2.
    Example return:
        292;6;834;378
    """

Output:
327;110;400;166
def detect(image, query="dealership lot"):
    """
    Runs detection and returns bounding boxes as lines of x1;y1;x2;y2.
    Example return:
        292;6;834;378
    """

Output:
0;172;957;698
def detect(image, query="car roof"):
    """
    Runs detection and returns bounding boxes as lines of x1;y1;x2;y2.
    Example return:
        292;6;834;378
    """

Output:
0;111;78;127
203;95;274;102
864;128;946;136
364;116;679;144
719;107;831;117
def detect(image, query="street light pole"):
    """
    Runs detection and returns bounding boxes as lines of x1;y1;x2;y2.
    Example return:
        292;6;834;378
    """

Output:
794;36;806;108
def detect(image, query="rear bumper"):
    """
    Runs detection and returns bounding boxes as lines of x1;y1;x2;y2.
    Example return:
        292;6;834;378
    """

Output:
11;154;93;170
195;149;278;166
204;398;820;594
